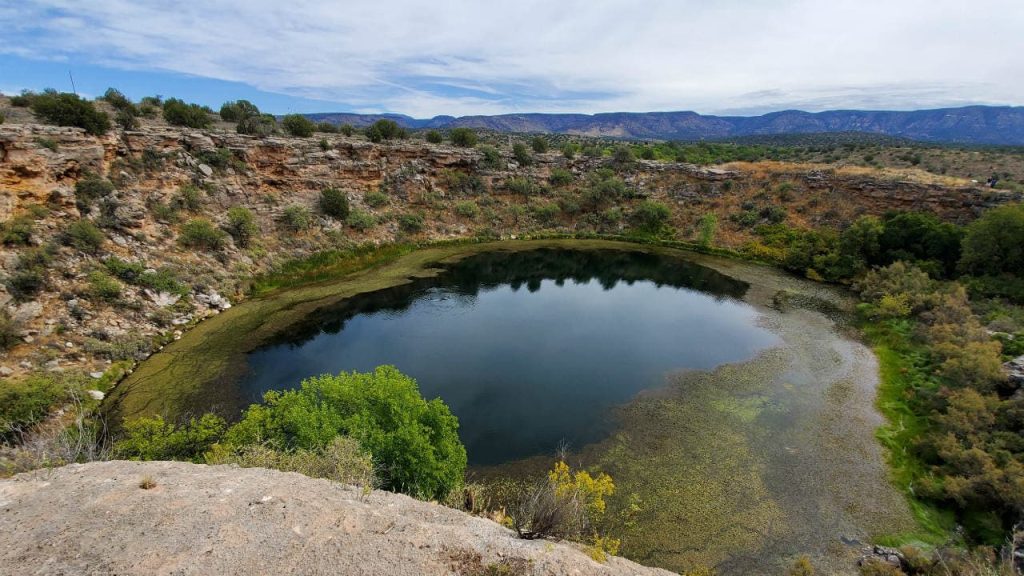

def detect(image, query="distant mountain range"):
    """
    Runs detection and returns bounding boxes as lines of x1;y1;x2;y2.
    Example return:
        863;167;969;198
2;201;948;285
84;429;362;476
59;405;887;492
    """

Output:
306;105;1024;145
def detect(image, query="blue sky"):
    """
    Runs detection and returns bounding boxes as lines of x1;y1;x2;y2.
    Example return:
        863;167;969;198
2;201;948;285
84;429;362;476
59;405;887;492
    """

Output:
1;1;1021;118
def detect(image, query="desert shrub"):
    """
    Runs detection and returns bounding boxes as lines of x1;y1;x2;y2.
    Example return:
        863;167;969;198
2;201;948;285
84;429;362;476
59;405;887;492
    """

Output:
178;218;227;250
582;172;627;207
87;271;122;302
0;374;78;438
114;109;139;130
279;205;312;232
101;88;137;114
561;143;580;159
2;216;35;246
316;122;338;133
319;188;350;220
225;206;258;248
960;203;1024;277
425;130;443;143
549;168;573;187
856;261;935;313
398;213;425;233
6;268;46;301
74;173;115;212
83;334;152;361
174;184;204;212
219;99;260;122
632;200;671;235
366;119;406;142
510;460;615;542
698;213;718;247
102;257;145;282
638;146;656;160
0;312;20;351
454;201;479;219
282;114;316;137
223;366;466;499
345;209;376;231
505;177;539;196
512;142;532;166
478;145;504;169
364;191;389;208
339;124;354;136
441;170;486;195
30;91;110;135
196;147;235;170
318;138;331;151
116;414;227;462
449;127;477;147
162;98;212;128
237;114;278;136
0;111;5;124
583;145;604;158
207;436;375;487
63;219;105;253
612;145;635;167
531;202;560;224
530;136;549;153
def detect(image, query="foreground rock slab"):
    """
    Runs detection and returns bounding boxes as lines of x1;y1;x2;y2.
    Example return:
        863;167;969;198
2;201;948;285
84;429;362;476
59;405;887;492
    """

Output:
0;461;671;576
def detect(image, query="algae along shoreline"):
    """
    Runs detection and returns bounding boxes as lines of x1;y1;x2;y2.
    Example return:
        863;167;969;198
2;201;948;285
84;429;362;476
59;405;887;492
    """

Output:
104;239;921;575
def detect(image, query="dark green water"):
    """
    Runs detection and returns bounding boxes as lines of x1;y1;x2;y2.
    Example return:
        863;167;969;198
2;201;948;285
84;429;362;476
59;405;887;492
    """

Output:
241;249;780;465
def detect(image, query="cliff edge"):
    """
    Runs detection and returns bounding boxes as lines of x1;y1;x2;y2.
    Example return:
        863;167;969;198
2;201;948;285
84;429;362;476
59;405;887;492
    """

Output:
0;460;672;576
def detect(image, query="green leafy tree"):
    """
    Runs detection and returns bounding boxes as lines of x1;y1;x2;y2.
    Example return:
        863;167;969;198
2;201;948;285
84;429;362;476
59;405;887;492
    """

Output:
224;366;466;499
282;114;316;137
530;136;549;153
960;203;1024;277
366;119;406;142
237;114;278;136
449;127;477;147
219;100;260;122
425;130;443;143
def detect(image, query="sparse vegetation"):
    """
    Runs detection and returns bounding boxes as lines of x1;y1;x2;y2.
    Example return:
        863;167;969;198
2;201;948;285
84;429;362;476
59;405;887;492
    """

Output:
63;219;105;253
279;205;313;232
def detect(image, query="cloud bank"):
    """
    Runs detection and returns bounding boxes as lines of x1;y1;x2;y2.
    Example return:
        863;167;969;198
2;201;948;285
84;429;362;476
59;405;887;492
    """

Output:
1;0;1021;116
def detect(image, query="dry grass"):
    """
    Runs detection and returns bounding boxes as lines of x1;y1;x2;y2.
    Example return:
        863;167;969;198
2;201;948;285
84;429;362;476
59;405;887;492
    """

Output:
138;475;156;489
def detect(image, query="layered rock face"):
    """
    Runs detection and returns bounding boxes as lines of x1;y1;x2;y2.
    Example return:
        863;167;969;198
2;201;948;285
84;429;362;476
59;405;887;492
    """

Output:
0;122;1019;383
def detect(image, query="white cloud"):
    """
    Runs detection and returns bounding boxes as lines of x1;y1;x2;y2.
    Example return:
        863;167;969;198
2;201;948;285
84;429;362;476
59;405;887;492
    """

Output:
1;0;1022;116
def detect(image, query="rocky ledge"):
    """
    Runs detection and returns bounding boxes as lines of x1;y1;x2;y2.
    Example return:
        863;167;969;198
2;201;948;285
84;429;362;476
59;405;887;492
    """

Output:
0;461;672;576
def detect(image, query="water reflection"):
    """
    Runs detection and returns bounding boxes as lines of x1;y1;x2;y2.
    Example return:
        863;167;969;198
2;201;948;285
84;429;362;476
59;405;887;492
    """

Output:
241;249;779;465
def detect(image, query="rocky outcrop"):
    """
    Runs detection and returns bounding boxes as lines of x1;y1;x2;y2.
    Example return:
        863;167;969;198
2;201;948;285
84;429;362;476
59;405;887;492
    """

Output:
0;461;672;576
0;121;1019;384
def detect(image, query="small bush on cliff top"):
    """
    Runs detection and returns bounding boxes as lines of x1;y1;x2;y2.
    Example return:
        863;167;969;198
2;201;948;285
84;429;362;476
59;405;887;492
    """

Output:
282;114;316;137
224;366;466;499
162;98;212;128
225;206;258;248
30;91;110;135
450;127;477;147
206;436;376;488
115;414;227;462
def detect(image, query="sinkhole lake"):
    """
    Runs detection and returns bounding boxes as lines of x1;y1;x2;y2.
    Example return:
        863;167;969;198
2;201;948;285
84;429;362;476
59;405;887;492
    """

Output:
240;249;780;465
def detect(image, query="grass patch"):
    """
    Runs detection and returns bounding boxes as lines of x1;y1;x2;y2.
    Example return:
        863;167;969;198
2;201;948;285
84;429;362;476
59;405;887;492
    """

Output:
861;320;955;546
